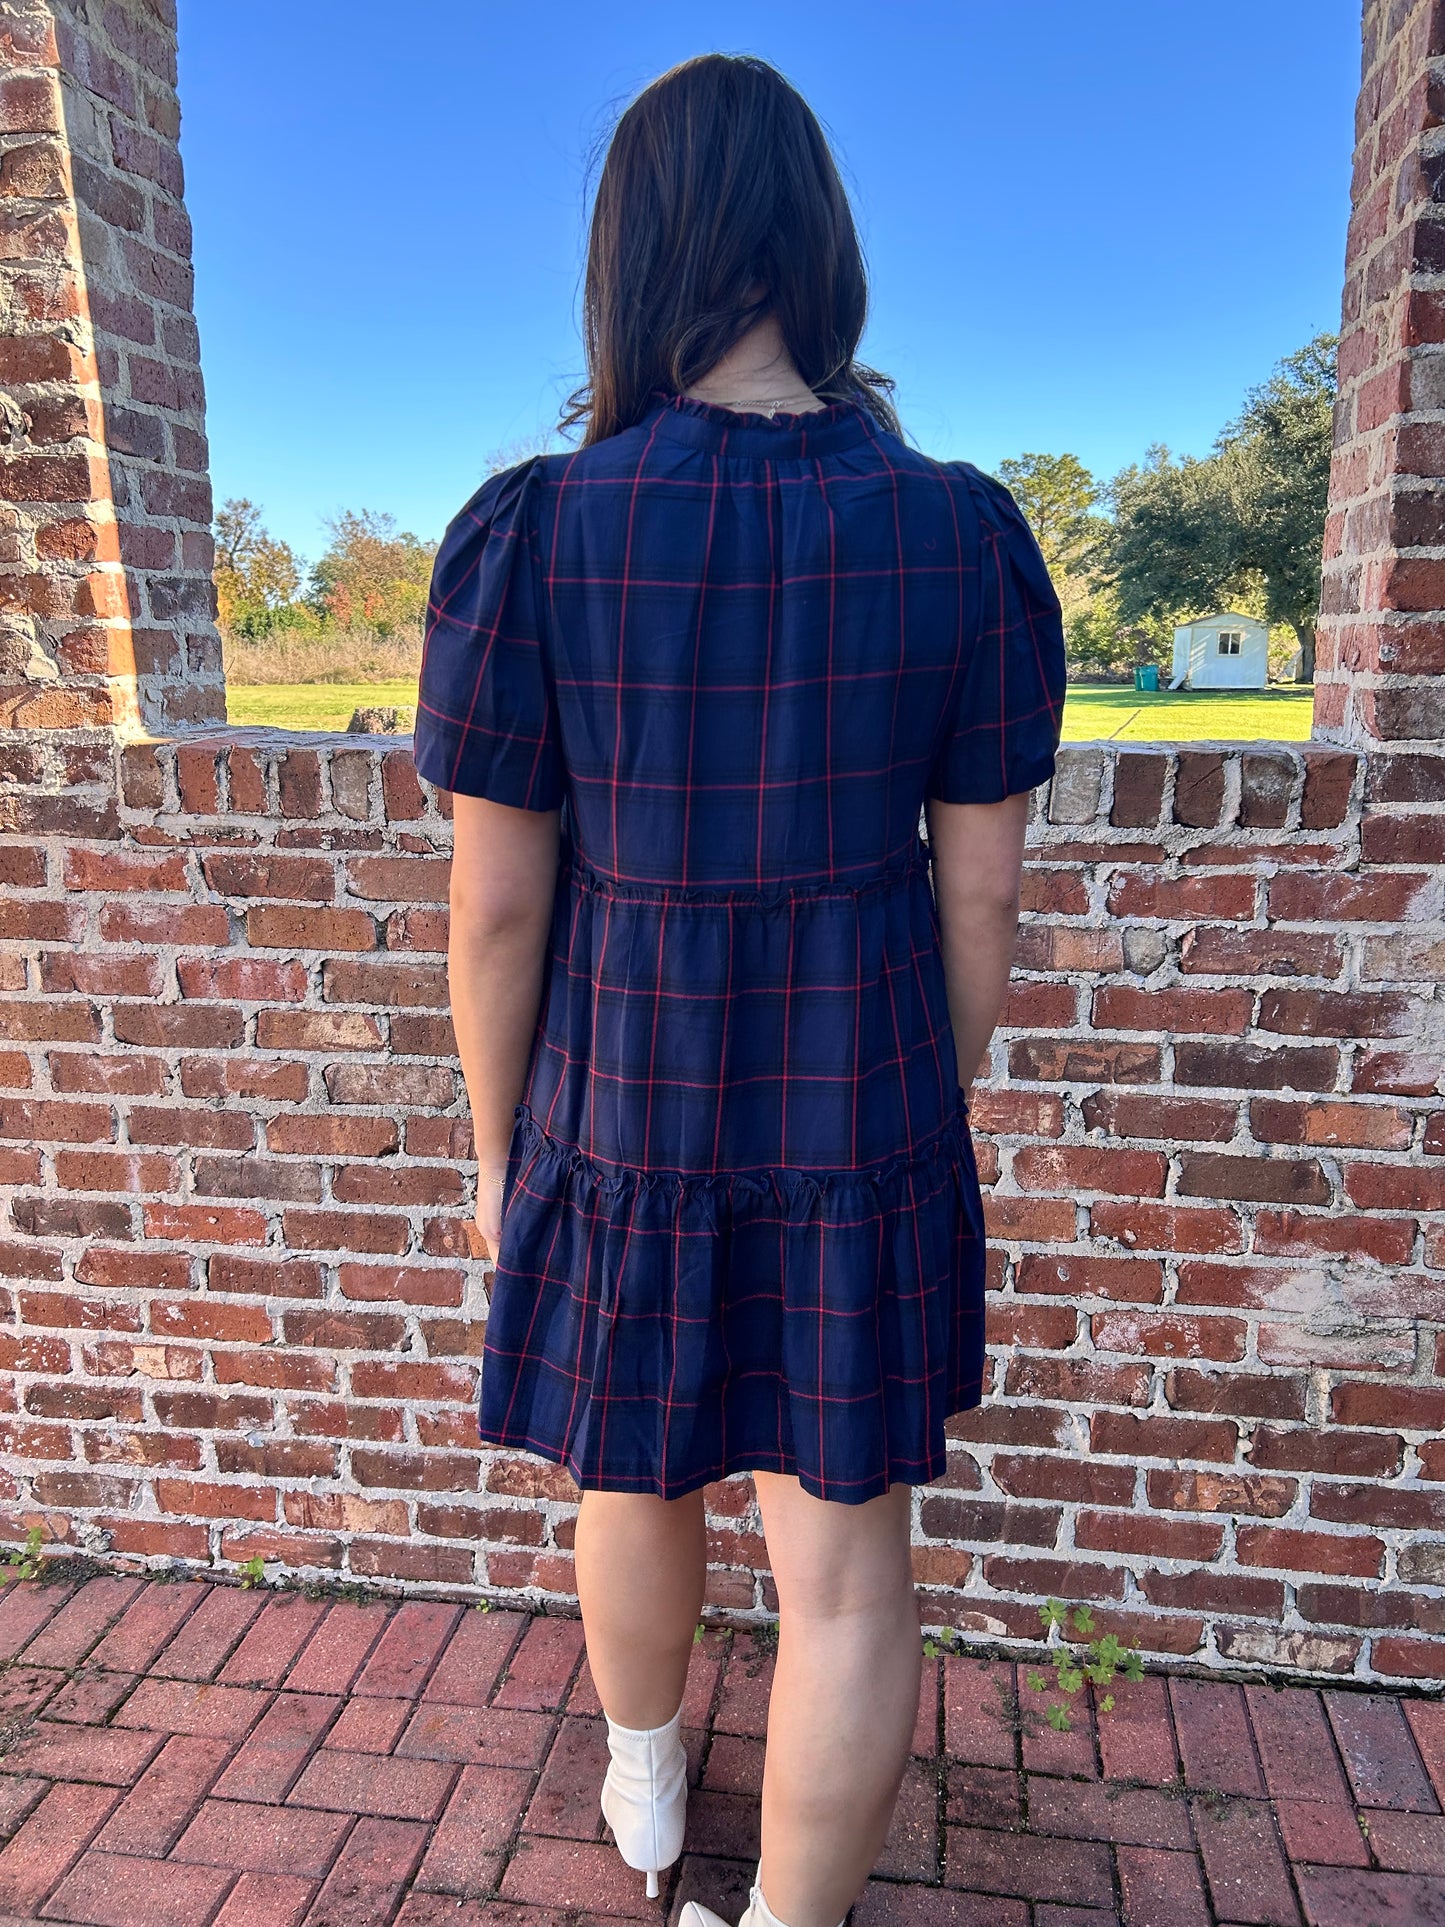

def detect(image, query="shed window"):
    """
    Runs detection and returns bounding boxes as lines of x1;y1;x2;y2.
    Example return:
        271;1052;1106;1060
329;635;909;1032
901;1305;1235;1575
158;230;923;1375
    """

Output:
1217;630;1244;656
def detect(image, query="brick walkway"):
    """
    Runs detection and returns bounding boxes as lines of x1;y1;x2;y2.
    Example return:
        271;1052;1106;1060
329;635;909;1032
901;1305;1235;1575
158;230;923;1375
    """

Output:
0;1576;1442;1925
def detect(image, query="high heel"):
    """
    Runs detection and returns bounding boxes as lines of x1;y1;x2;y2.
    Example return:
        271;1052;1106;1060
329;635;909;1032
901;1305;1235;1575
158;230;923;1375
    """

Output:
598;1700;688;1898
679;1857;849;1927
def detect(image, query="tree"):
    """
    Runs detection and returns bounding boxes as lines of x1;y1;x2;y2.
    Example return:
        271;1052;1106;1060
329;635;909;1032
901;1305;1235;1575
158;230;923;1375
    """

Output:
213;498;304;638
1103;335;1336;683
1218;335;1336;681
1107;445;1242;628
309;509;436;637
994;451;1107;617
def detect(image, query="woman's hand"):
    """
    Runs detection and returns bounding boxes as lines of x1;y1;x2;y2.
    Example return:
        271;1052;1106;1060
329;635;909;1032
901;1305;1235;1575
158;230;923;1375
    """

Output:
473;1163;508;1262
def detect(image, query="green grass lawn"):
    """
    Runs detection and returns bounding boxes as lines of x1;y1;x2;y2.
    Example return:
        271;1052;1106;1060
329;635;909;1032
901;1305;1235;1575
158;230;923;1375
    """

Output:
227;681;420;731
227;681;1316;742
1058;685;1314;742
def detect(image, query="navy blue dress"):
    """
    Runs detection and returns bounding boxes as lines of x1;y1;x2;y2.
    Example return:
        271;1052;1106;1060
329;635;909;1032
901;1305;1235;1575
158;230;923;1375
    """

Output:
413;385;1065;1503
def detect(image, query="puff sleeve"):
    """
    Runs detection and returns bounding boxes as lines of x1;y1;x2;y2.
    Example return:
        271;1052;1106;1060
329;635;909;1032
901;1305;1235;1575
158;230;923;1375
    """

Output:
412;454;566;809
924;463;1066;805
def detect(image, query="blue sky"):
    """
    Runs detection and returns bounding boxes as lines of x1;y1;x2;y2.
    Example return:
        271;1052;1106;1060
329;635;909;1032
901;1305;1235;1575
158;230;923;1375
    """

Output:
175;0;1360;568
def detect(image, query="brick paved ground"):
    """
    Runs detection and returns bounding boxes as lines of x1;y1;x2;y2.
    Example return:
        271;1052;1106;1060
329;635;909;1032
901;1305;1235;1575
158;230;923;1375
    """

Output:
0;1576;1442;1925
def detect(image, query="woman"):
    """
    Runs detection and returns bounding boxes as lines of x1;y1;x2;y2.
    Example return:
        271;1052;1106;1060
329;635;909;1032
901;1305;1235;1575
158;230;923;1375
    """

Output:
413;51;1065;1927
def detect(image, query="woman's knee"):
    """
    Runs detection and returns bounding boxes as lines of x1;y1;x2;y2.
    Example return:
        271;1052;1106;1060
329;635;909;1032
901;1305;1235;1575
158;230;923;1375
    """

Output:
753;1472;915;1620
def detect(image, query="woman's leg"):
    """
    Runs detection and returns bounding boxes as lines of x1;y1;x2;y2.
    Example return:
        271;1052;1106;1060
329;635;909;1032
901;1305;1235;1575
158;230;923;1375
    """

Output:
574;1487;708;1727
752;1471;920;1927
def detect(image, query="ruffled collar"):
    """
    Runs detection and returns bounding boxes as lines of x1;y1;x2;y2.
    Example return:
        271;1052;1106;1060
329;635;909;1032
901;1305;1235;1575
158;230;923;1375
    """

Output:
641;384;879;456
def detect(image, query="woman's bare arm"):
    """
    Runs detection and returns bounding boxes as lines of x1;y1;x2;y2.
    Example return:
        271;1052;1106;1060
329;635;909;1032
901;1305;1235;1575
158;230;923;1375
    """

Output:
924;790;1031;1096
447;793;561;1190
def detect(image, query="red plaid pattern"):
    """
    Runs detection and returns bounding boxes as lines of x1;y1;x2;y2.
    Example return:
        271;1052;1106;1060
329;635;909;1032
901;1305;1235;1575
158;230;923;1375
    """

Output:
414;386;1065;1501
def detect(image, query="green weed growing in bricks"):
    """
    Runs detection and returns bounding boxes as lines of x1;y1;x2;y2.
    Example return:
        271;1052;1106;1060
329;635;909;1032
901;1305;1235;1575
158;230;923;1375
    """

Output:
1026;1599;1145;1731
0;1527;44;1582
237;1553;268;1589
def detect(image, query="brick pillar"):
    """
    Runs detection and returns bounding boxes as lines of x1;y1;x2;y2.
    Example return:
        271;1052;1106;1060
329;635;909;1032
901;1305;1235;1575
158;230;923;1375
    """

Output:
1315;0;1445;750
0;0;222;738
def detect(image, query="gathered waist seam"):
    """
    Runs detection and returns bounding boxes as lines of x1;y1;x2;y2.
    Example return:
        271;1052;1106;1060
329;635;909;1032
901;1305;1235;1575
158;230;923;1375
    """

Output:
510;1087;970;1195
562;836;930;906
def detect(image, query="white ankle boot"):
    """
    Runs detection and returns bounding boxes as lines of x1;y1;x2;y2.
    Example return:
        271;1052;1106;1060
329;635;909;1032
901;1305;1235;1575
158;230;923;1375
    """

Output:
679;1859;848;1927
598;1701;689;1898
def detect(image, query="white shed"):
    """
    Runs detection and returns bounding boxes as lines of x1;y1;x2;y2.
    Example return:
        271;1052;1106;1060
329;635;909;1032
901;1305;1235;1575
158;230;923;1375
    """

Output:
1169;612;1269;690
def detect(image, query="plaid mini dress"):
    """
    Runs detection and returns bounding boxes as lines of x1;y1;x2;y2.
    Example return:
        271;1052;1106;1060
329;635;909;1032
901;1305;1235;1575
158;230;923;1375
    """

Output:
413;385;1065;1503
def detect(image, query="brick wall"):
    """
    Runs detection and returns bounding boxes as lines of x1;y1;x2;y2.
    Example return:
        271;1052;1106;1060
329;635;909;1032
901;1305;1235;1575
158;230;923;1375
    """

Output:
1;0;1443;1691
0;0;222;738
3;732;1442;1685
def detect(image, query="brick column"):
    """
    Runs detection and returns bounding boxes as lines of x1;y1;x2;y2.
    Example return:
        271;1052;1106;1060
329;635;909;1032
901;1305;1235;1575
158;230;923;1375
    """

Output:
0;0;222;738
1315;0;1445;752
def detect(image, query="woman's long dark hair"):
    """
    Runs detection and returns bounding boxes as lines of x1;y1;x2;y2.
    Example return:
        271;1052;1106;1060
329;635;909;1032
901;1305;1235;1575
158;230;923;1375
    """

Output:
560;53;902;447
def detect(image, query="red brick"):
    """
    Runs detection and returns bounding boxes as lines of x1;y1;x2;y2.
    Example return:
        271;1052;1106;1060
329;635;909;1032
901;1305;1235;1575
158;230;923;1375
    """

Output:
1;1719;161;1784
1081;1089;1237;1143
1006;1036;1161;1084
412;1765;539;1896
1255;1210;1416;1263
1191;1795;1299;1924
1297;1868;1445;1924
1169;1677;1265;1796
979;1554;1126;1604
1090;1199;1245;1256
1106;872;1256;921
347;855;450;903
1403;1700;1445;1810
176;955;307;1002
1092;1310;1246;1361
1260;986;1415;1040
1343;1162;1445;1211
499;1832;675;1916
142;1203;267;1245
281;1208;410;1254
142;1584;267;1683
265;1114;399;1158
1003;1355;1150;1406
1090;1409;1239;1462
1333;1387;1445;1433
91;1734;234;1856
89;1584;205;1675
1177;1151;1330;1206
1019;865;1091;914
307;1814;430;1915
1093;984;1253;1036
43;1848;235;1927
1250;1097;1413;1149
1012;1143;1167;1198
1235;1525;1384;1579
246;904;376;950
1371;1638;1445;1682
64;847;188;893
1250;1423;1402;1477
1140;1569;1284;1619
201;852;334;901
97;901;231;946
286;1745;457;1821
942;1824;1113;1906
1173;1039;1338;1092
1146;1467;1295;1516
212;1690;341;1802
490;1612;586;1710
1015;1252;1164;1302
210;1871;314;1926
170;1797;350;1877
1074;1508;1224;1562
351;1602;462;1698
1326;1691;1440;1811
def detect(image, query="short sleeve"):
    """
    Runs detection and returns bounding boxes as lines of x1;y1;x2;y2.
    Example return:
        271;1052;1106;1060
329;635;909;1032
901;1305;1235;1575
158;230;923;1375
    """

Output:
924;464;1067;805
412;454;566;809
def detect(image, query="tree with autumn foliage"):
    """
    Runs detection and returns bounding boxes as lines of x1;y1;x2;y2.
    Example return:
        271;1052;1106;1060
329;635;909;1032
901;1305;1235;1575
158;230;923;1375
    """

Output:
307;509;435;639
